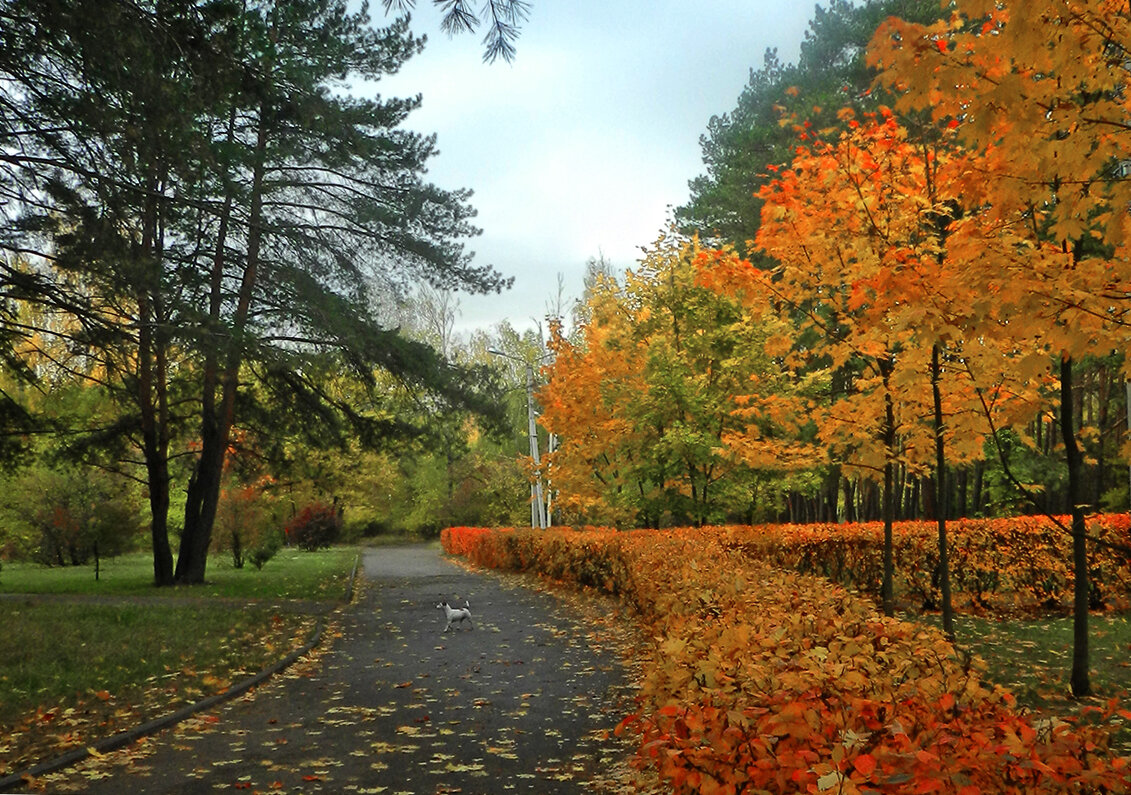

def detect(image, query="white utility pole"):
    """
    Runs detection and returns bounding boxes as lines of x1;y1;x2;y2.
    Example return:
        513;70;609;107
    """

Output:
525;362;548;529
489;348;550;528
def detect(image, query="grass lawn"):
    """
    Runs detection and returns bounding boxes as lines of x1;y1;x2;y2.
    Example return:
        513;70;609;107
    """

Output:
0;544;360;775
918;611;1131;752
0;545;359;600
0;600;312;729
919;613;1131;707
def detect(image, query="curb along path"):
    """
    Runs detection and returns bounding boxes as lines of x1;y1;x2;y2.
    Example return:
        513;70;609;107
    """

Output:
32;544;641;794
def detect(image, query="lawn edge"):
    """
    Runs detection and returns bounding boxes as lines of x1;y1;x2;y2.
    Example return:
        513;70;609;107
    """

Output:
0;552;361;792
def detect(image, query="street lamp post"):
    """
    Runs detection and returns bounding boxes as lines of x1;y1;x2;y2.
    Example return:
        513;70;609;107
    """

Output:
489;348;550;528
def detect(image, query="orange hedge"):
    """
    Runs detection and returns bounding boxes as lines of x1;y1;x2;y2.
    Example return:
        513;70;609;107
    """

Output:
441;524;1131;794
725;514;1131;613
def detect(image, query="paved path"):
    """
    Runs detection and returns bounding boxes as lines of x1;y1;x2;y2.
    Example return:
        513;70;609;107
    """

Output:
36;545;638;794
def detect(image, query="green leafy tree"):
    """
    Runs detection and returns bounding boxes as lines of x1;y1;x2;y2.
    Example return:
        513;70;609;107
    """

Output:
541;236;792;527
0;461;144;566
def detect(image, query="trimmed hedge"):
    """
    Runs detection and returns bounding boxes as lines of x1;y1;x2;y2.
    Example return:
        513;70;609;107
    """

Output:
729;514;1131;613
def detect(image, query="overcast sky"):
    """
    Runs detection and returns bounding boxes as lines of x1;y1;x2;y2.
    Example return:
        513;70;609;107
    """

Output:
372;1;816;335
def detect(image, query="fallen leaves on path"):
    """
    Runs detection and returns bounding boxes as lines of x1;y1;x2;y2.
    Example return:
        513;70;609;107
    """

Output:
24;561;664;794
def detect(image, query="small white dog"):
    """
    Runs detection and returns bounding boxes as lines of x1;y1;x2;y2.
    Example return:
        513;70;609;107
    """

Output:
436;598;474;632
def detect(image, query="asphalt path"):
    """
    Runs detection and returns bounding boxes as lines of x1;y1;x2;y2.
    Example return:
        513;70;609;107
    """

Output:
33;544;639;794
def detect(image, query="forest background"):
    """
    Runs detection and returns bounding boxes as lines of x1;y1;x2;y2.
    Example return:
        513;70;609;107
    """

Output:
1;0;1129;591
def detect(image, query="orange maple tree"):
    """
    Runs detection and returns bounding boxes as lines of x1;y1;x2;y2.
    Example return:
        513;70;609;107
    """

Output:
701;109;1024;616
540;271;647;526
868;0;1131;697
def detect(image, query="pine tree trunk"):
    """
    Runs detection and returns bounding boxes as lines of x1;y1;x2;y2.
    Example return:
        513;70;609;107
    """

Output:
137;174;174;586
176;90;270;584
145;444;174;585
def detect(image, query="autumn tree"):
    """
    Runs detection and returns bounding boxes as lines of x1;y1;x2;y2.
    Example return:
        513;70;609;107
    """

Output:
750;112;916;614
869;0;1131;696
725;109;1029;618
540;283;643;526
540;236;791;527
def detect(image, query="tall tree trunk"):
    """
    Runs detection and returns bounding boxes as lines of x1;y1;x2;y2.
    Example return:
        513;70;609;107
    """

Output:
842;476;856;523
880;356;896;617
176;94;270;584
1061;354;1091;697
972;461;985;516
932;344;955;641
956;467;968;519
138;287;173;586
137;172;174;586
1096;363;1109;506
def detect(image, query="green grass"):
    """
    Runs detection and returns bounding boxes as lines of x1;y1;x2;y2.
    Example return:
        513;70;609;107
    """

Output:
0;545;359;600
916;613;1131;708
916;612;1131;753
0;601;310;729
0;545;360;773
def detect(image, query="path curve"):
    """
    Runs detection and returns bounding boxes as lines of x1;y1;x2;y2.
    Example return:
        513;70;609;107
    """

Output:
33;544;637;794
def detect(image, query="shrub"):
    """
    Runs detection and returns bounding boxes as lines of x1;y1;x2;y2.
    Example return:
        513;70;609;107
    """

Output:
212;479;281;569
248;529;283;570
0;464;144;566
284;502;342;551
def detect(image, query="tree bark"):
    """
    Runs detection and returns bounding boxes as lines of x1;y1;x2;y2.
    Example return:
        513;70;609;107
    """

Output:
176;89;270;584
842;476;856;523
880;356;896;617
137;170;174;586
972;461;985;516
1061;354;1091;697
932;344;955;641
138;285;173;586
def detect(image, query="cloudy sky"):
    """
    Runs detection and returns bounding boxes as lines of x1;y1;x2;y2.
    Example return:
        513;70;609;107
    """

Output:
373;1;816;335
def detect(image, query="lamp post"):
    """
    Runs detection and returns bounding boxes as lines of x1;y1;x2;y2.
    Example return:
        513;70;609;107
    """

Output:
488;348;550;528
